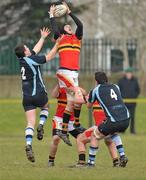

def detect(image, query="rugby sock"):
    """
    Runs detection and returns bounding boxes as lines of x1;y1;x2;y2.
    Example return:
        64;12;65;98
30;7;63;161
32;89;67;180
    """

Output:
39;108;49;126
111;134;125;157
78;151;86;164
49;155;55;163
74;106;81;127
25;127;34;145
62;110;72;134
88;146;99;165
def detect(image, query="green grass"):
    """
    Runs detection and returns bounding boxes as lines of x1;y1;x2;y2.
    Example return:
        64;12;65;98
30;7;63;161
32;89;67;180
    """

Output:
0;99;146;180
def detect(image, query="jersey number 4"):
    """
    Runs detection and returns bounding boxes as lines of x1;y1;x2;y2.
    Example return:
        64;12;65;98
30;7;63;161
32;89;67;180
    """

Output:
21;67;26;80
110;89;118;100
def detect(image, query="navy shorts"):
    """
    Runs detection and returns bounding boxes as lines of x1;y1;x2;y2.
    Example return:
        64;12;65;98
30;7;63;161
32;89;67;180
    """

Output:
52;128;85;139
98;118;130;136
23;91;48;111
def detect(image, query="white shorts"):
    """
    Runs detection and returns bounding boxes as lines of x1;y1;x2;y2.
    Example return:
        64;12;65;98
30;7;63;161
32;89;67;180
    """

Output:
57;69;79;88
53;116;75;132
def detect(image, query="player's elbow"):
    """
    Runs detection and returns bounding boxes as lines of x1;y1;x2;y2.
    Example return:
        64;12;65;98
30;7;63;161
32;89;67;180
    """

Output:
46;53;55;62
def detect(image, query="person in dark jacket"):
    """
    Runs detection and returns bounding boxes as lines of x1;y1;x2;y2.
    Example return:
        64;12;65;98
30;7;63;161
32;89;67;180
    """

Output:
118;68;140;134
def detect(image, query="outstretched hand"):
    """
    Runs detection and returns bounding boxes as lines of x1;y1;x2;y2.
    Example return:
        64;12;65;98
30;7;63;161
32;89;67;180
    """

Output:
62;1;71;14
49;5;56;16
40;27;50;39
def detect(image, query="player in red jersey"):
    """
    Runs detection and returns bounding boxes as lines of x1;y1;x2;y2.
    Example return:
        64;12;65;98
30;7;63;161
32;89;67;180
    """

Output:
49;2;84;146
74;100;128;167
48;84;86;167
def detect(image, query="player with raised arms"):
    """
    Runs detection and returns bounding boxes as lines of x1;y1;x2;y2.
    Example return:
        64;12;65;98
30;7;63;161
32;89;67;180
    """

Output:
15;28;59;163
49;1;84;146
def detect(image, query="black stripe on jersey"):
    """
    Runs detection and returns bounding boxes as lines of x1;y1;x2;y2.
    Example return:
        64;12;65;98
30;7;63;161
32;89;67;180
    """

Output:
93;107;102;110
58;46;81;51
58;101;67;105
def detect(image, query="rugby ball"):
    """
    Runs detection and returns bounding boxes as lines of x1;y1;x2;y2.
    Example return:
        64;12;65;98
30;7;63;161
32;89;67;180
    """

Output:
54;4;68;18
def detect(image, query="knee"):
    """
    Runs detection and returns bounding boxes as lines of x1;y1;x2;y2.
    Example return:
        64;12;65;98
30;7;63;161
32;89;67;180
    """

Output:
77;134;83;143
77;134;86;144
52;136;60;145
66;102;74;112
104;138;112;146
74;103;82;108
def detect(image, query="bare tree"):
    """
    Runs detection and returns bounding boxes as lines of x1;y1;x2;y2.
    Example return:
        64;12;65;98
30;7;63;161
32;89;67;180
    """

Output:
101;0;146;94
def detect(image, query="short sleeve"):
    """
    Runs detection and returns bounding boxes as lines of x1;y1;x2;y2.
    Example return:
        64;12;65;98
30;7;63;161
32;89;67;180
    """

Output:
30;55;46;65
88;89;96;103
31;50;36;55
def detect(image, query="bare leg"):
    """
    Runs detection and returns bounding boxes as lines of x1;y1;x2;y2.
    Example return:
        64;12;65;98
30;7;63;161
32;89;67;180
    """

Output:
76;127;93;165
59;96;74;146
25;109;36;129
104;138;119;167
49;135;61;158
48;135;61;167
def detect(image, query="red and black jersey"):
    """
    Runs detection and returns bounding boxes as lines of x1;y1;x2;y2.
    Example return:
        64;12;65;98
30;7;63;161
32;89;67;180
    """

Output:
58;34;81;70
55;88;74;121
92;101;106;126
50;12;83;70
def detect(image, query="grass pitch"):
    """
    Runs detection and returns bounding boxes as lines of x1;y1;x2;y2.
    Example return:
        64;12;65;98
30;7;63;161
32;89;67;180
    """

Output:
0;99;146;180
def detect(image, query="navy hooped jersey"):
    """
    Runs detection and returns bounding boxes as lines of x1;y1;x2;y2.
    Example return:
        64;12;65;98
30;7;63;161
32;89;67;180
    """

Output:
88;84;130;122
18;51;47;96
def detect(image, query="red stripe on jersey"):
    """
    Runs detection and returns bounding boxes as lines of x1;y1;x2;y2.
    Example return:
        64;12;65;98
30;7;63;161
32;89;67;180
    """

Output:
55;88;74;121
92;101;106;126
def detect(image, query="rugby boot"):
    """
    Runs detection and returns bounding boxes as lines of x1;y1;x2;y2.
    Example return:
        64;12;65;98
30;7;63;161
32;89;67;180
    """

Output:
48;161;55;167
119;155;128;167
113;158;120;167
58;132;72;146
37;124;44;140
87;163;95;168
69;162;87;168
25;145;35;163
87;160;95;168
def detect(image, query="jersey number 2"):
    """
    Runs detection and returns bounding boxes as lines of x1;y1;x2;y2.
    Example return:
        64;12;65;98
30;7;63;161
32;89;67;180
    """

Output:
21;67;26;80
110;89;118;100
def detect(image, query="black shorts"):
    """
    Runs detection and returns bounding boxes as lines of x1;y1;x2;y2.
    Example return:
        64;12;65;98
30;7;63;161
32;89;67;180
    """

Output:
98;118;130;136
52;129;81;139
23;91;48;111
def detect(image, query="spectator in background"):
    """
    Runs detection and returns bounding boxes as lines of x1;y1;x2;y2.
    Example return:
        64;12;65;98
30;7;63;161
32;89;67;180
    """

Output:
118;67;140;134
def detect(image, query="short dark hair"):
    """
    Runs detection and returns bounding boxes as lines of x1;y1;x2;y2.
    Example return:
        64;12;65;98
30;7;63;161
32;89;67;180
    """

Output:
95;72;108;84
15;44;25;58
